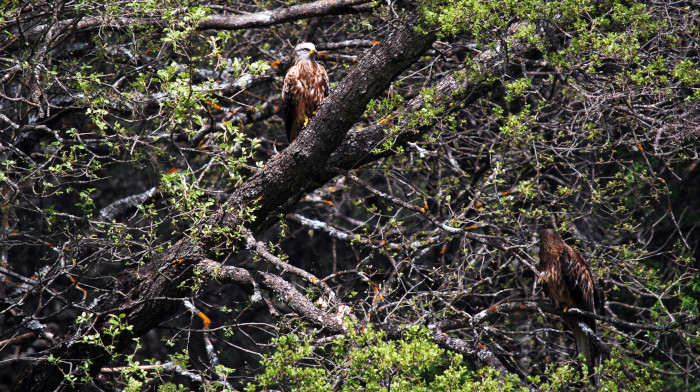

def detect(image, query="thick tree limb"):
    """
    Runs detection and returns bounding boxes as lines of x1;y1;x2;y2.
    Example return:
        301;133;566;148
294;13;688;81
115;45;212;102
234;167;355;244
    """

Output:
216;16;438;232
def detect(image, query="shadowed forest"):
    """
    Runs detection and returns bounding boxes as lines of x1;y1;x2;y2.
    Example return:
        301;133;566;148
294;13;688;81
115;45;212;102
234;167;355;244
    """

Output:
1;0;699;391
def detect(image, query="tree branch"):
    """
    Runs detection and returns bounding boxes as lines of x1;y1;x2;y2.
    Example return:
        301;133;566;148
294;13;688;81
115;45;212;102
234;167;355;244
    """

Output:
199;0;373;31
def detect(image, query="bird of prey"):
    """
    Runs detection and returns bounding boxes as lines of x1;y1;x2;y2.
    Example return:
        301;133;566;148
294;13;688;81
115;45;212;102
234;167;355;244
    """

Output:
282;42;329;142
538;228;603;377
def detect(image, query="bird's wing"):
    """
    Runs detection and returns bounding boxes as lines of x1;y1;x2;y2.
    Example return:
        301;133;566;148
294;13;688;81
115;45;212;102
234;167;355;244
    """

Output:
559;245;596;327
318;64;329;97
560;247;601;377
283;66;301;141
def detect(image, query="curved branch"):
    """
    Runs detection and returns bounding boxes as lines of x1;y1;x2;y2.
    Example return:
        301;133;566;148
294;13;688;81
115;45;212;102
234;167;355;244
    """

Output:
198;0;372;31
197;259;346;333
241;226;338;305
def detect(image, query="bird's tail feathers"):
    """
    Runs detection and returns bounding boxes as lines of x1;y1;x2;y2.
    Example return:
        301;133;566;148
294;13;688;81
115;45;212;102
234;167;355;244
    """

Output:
567;317;601;386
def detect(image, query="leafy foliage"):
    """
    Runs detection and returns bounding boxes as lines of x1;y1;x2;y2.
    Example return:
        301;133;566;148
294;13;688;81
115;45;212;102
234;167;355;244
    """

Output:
249;324;525;392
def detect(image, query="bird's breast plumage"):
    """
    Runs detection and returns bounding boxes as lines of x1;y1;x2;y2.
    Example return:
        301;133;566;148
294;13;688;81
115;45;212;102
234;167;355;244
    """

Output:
282;59;329;141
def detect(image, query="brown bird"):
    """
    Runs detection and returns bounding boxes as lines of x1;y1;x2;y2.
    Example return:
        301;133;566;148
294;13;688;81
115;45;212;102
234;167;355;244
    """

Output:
538;228;603;378
282;42;329;142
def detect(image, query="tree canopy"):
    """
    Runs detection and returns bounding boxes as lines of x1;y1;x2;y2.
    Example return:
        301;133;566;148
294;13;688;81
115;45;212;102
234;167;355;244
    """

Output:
1;0;699;391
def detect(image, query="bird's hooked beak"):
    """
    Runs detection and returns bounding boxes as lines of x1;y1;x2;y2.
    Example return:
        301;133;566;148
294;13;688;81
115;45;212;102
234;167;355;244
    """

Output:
308;48;317;55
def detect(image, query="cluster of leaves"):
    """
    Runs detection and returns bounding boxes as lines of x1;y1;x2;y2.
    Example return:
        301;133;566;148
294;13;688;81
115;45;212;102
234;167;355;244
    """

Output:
251;324;524;392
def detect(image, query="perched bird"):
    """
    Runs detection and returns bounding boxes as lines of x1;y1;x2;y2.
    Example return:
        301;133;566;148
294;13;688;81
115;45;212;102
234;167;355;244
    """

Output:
538;228;603;378
282;42;329;142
